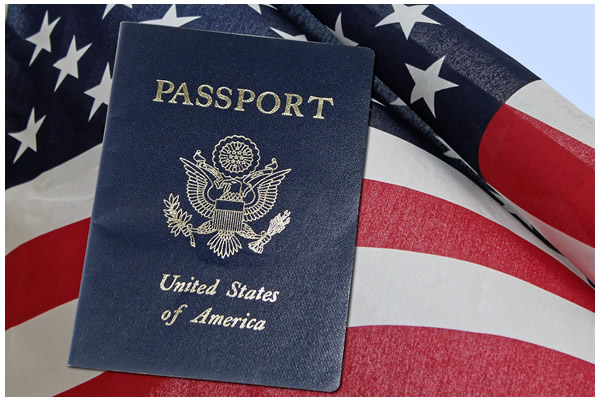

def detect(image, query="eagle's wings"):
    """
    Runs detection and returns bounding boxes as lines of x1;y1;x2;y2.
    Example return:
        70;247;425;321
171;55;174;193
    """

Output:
243;169;291;222
180;157;217;219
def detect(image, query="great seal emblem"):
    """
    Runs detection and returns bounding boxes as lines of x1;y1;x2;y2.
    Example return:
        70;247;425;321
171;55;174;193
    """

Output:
163;135;291;258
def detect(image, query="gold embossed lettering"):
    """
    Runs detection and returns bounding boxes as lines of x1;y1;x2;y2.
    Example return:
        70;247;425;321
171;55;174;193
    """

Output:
206;279;220;295
237;284;248;298
208;313;225;325
235;88;256;111
195;84;214;107
160;274;180;291
190;307;211;323
282;93;304;117
164;304;187;326
173;281;187;292
308;96;334;119
184;278;195;293
256;91;281;114
168;82;193;105
226;281;240;297
154;80;334;121
196;284;207;294
254;320;266;331
189;308;266;331
239;313;250;328
214;86;232;109
153;79;174;102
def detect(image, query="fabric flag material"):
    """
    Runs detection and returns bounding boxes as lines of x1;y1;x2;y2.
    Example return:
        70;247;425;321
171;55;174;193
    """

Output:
5;4;594;396
305;4;595;283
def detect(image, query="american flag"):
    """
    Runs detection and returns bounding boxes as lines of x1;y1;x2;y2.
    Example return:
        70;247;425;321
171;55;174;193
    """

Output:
5;4;594;396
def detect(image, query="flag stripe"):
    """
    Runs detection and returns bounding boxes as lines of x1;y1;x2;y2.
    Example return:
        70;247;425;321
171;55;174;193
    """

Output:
510;200;595;283
5;300;102;397
5;4;594;397
5;144;101;255
6;247;593;396
58;325;594;397
357;179;594;311
6;127;573;279
363;128;578;273
6;127;591;329
6;178;592;332
5;218;90;330
349;247;594;364
479;104;594;249
506;80;595;148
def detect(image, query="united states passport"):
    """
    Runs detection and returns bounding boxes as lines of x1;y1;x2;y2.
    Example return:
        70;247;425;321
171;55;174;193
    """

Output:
68;22;374;392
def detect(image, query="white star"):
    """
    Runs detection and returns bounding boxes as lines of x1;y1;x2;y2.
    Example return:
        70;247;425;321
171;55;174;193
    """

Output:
328;12;357;46
270;28;307;41
102;4;133;20
9;108;46;163
85;63;112;121
405;56;458;117
248;4;276;15
390;97;406;106
488;190;523;221
26;10;60;66
435;135;460;158
375;5;439;40
371;98;385;107
443;148;461;159
141;5;200;27
52;36;91;92
490;190;525;220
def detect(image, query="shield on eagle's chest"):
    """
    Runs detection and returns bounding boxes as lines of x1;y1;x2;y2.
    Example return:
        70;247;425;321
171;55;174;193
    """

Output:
212;199;245;232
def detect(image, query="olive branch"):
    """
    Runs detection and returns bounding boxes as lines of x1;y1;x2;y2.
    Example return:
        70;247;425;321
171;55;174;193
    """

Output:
163;193;196;247
248;210;291;254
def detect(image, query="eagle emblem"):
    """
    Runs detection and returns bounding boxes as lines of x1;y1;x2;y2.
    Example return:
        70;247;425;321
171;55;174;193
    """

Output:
163;135;291;258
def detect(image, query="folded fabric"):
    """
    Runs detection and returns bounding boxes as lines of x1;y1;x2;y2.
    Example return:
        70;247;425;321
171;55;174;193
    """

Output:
5;4;594;396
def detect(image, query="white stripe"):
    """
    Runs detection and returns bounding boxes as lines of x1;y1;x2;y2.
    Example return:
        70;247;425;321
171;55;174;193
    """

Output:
5;125;581;285
5;300;102;396
5;144;102;254
6;128;574;280
6;247;593;396
506;79;594;148
363;127;574;272
349;247;595;364
506;199;595;283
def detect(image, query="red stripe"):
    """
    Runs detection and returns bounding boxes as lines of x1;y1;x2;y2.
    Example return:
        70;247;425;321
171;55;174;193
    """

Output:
479;104;594;247
5;218;90;330
58;325;594;396
357;179;594;311
6;179;592;331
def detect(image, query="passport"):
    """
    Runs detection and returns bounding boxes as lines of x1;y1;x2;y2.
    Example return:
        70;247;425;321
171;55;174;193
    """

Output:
68;22;374;392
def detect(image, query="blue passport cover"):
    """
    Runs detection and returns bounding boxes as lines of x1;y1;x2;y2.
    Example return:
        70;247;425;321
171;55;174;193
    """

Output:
68;22;374;392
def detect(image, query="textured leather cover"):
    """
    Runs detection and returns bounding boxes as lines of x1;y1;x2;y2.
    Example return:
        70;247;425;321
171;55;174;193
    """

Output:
68;22;374;392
